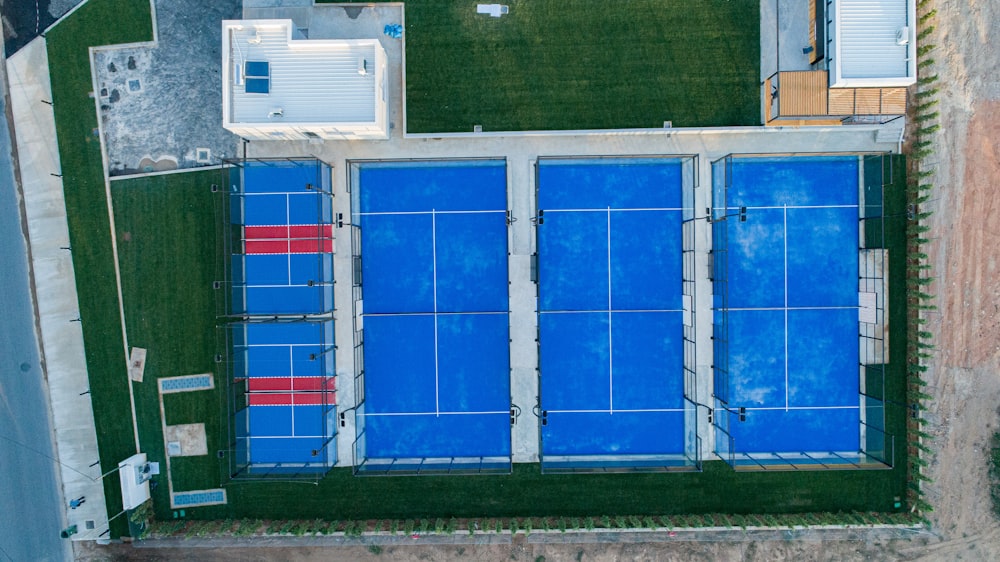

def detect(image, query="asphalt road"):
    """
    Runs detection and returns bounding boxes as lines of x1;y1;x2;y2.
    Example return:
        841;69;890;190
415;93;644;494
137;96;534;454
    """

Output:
2;0;81;56
0;48;73;562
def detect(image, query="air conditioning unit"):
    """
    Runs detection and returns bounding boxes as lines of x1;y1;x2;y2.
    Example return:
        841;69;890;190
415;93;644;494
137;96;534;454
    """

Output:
896;27;910;45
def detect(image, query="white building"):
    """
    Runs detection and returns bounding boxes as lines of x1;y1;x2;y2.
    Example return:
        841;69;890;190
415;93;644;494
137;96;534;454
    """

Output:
827;0;917;88
222;19;388;141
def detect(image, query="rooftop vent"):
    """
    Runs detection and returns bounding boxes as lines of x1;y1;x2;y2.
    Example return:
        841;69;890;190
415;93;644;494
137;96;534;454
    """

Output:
896;27;910;45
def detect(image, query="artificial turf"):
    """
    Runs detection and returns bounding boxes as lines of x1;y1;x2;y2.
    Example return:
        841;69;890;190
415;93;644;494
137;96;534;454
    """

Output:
46;0;154;538
402;0;760;132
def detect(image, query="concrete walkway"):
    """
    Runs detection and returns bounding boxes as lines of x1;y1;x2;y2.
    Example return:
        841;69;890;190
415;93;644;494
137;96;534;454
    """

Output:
6;37;110;542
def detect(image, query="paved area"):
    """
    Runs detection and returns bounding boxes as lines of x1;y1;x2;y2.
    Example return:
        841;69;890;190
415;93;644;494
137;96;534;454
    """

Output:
0;44;73;562
94;0;241;175
6;37;111;543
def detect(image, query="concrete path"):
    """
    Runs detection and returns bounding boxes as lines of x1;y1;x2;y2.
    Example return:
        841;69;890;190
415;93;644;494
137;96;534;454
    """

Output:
0;44;74;562
6;37;110;542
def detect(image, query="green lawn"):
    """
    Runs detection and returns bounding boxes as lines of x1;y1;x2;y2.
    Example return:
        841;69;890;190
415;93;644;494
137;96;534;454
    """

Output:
107;160;910;525
45;0;154;538
400;0;760;132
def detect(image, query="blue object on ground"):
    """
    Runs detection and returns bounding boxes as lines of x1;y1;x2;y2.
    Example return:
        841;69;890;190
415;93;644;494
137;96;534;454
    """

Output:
384;24;403;39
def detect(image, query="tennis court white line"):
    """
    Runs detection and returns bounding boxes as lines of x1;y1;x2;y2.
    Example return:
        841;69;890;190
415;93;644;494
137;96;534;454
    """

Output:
546;408;686;414
362;411;510;417
432;209;440;417
784;204;789;412
539;309;684;314
289;346;294;378
543;207;685;213
352;209;506;216
242;191;326;197
607;207;614;414
242;283;320;288
244;435;327;439
726;306;858;311
241;343;327;348
713;204;858;211
741;406;859;411
363;311;509;317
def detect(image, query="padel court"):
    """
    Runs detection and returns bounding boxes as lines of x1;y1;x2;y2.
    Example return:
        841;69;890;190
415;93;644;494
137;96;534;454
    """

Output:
536;157;696;469
229;160;334;316
225;159;337;476
351;160;511;472
711;154;891;468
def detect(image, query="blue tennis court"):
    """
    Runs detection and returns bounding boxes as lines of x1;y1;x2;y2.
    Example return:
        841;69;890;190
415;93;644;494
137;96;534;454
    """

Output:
714;155;862;457
352;160;511;463
231;321;337;470
229;160;334;315
537;158;687;461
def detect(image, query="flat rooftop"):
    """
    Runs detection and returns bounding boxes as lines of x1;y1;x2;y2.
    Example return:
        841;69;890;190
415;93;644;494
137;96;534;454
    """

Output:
223;19;381;125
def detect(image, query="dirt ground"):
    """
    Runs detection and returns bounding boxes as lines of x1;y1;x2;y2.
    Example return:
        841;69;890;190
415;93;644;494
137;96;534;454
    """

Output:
76;1;999;560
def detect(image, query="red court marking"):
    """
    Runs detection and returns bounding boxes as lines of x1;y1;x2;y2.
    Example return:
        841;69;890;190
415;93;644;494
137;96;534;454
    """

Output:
247;392;334;406
249;393;291;406
248;378;292;392
287;225;333;239
245;240;289;254
245;225;333;240
245;225;290;240
291;377;324;392
287;239;334;253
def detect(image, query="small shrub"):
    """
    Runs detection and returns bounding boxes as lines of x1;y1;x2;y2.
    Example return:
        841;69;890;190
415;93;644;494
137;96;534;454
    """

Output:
403;519;415;535
510;518;520;534
434;518;445;533
418;519;430;533
615;515;628;529
494;519;503;533
600;515;611;529
368;544;383;555
584;517;595;531
523;517;533;534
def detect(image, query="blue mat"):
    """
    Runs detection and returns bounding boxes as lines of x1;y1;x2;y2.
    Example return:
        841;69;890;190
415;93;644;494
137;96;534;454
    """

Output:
536;158;687;457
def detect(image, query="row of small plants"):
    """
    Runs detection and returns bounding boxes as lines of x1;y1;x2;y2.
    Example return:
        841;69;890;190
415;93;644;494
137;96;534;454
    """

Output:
144;511;917;540
904;0;939;519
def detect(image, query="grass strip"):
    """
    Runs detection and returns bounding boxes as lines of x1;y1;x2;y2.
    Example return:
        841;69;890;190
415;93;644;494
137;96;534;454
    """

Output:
47;0;154;537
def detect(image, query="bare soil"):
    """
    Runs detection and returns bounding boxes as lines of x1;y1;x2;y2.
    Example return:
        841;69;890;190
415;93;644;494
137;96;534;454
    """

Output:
76;1;1000;560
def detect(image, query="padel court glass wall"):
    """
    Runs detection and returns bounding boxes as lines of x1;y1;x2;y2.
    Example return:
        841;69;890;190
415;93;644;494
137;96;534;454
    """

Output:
222;158;334;318
349;159;512;475
711;153;894;470
534;156;700;473
219;158;338;478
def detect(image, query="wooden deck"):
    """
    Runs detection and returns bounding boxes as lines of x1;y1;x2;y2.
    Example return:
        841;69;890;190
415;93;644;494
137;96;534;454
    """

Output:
766;71;907;125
